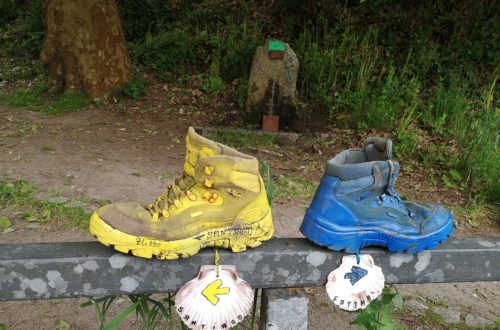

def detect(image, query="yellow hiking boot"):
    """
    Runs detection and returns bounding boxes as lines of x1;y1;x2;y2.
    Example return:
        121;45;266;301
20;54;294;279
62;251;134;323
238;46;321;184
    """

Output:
89;127;274;259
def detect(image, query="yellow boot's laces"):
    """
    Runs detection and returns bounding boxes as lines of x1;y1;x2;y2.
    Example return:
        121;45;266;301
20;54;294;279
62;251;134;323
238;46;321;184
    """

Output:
147;174;196;221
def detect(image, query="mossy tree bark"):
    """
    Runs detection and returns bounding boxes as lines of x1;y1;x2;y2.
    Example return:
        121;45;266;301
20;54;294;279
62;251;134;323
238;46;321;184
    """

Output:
41;0;131;99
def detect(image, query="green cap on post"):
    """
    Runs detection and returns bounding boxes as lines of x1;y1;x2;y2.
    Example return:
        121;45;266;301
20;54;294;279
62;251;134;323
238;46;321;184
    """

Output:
267;40;286;52
268;40;285;60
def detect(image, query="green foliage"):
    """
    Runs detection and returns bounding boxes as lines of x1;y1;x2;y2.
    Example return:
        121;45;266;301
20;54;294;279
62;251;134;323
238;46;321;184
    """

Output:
422;76;469;136
43;93;92;115
351;285;404;330
82;290;260;330
200;59;226;96
236;80;248;111
0;82;45;107
116;0;176;41
205;128;275;151
128;294;175;329
129;29;194;79
203;20;263;80
459;86;499;200
0;1;44;56
0;0;20;29
81;294;175;330
260;162;274;205
202;75;225;96
274;176;318;201
113;77;149;100
0;84;92;115
0;217;12;230
0;180;90;229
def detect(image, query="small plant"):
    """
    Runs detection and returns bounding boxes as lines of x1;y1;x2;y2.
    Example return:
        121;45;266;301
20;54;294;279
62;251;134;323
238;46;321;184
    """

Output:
351;285;404;330
40;146;53;153
441;169;463;189
260;162;274;205
81;294;176;330
0;217;12;231
82;290;261;330
202;75;225;96
113;78;149;100
236;80;248;111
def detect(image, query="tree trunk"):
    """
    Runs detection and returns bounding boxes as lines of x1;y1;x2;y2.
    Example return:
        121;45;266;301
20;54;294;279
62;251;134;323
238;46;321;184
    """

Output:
41;0;131;99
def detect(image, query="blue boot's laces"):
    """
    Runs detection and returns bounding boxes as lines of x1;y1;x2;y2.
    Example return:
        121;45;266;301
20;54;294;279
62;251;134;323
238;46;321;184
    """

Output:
377;161;416;219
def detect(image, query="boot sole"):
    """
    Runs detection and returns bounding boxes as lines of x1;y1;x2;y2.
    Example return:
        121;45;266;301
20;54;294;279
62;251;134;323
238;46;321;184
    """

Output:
300;211;454;253
89;212;274;259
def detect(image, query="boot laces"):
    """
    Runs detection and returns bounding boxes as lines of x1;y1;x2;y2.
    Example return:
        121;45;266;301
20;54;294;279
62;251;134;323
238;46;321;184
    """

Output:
147;174;196;220
377;161;416;219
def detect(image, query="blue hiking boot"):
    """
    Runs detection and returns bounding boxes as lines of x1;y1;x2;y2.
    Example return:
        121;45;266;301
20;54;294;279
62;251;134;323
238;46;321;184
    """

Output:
300;137;453;253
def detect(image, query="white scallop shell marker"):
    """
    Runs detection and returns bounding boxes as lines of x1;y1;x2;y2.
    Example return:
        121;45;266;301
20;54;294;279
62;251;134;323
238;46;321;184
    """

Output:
326;255;384;311
175;265;254;330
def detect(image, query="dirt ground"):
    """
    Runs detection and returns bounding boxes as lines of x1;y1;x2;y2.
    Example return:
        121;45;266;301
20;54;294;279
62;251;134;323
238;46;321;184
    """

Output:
0;104;498;329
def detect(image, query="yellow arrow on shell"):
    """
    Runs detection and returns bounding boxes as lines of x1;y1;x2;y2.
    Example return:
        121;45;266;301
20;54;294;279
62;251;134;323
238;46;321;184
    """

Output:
202;279;230;305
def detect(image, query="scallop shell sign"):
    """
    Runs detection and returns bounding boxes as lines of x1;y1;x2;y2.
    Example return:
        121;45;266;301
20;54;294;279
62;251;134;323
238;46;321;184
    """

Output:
326;254;384;311
175;265;254;330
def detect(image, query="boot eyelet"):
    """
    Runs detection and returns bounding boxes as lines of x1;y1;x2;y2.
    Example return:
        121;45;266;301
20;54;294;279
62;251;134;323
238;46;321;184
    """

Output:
204;166;214;175
186;190;197;201
162;209;169;218
204;179;214;188
174;199;183;208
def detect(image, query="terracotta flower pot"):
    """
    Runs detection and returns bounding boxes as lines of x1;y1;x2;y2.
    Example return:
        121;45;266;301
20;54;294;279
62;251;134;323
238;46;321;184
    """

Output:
262;115;279;132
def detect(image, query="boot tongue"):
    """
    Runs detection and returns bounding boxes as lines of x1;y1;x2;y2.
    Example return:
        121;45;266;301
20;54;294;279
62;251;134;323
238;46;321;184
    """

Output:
386;160;400;195
154;127;219;213
363;137;392;161
184;127;221;177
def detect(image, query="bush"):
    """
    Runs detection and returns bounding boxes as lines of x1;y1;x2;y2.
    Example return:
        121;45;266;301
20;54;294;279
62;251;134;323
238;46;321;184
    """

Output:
129;29;194;79
1;1;44;57
0;0;20;29
116;0;176;41
113;78;149;100
202;75;225;96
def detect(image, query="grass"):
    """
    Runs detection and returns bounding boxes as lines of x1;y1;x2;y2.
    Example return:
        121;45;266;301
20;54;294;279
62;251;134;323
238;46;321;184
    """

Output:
205;128;275;151
418;308;445;329
274;176;317;202
0;86;92;114
451;200;499;229
43;93;92;115
0;180;90;229
0;84;44;107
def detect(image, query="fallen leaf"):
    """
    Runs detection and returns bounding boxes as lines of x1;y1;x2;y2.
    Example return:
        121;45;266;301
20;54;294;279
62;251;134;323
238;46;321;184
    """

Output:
468;219;479;228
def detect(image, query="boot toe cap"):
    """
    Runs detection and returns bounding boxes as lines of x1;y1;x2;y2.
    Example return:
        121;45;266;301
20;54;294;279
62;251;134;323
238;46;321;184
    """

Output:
97;202;153;235
420;204;453;235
